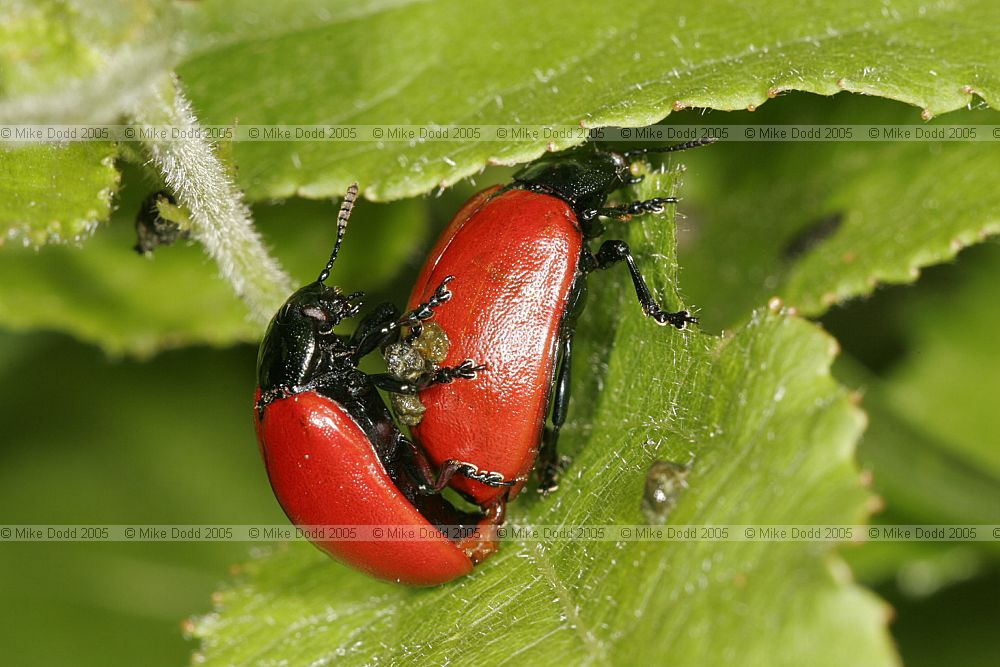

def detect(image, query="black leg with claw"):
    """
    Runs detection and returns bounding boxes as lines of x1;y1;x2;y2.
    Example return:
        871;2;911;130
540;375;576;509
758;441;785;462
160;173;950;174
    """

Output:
591;239;696;329
399;435;517;494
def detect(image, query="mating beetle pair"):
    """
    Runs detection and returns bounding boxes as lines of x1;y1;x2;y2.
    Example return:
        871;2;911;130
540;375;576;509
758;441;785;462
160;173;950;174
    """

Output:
253;185;510;586
254;139;711;585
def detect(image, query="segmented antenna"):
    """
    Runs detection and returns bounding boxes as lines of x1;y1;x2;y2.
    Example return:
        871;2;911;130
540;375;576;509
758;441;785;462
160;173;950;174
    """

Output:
623;137;716;159
317;182;360;283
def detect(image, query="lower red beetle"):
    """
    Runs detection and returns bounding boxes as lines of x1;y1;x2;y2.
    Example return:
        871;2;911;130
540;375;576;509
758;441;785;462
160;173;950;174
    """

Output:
254;184;514;586
396;140;711;517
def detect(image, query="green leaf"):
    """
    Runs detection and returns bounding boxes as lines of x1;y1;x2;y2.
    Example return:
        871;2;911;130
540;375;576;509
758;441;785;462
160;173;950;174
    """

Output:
0;141;119;246
176;0;1000;201
674;95;1000;330
191;170;895;666
0;0;181;123
781;135;1000;316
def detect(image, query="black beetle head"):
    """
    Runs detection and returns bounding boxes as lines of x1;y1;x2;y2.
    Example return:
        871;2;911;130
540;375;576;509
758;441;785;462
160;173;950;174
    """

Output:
256;183;363;393
280;282;363;334
256;281;364;393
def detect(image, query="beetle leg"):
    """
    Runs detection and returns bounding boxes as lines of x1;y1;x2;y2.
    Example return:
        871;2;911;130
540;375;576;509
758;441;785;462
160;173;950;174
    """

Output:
432;360;487;383
621;137;716;159
371;360;485;395
595;196;679;220
399;436;517;493
447;462;518;488
404;322;423;343
537;271;588;495
370;374;424;394
350;302;402;360
350;277;456;362
538;332;574;495
592;239;697;330
398;276;455;328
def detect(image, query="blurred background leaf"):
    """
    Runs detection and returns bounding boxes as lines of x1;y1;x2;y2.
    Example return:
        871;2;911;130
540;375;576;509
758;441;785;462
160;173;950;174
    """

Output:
0;331;282;667
0;0;181;123
829;243;1000;602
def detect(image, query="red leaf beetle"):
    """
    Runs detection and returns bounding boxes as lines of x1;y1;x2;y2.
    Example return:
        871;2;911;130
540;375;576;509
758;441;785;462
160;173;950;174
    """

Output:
254;184;515;586
393;140;712;519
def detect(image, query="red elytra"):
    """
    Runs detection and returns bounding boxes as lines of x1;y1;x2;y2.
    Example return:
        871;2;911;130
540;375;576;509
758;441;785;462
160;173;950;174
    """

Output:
254;389;483;586
407;187;583;506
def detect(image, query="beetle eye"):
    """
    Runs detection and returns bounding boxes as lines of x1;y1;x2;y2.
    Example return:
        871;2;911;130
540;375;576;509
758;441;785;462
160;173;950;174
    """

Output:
318;323;335;335
302;305;326;321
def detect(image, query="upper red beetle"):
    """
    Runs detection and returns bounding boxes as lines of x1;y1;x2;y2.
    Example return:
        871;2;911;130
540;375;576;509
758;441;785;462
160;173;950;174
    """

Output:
395;140;712;520
254;184;514;586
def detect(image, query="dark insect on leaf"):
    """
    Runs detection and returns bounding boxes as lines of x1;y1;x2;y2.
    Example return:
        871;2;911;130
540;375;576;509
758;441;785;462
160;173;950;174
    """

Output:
134;190;190;256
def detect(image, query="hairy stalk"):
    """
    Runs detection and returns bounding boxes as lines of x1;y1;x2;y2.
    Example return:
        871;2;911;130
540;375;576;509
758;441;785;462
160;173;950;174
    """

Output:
128;74;292;323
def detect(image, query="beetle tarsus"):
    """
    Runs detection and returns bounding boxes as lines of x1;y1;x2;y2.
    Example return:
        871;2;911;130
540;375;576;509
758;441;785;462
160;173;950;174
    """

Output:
597;196;679;220
651;309;698;330
403;447;517;494
400;276;456;327
404;322;423;343
450;461;517;488
431;275;456;304
622;137;716;159
435;359;487;383
537;454;572;496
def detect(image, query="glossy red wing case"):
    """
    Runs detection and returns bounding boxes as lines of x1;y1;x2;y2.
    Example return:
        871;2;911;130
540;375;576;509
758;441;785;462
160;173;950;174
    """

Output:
255;390;474;586
408;188;582;504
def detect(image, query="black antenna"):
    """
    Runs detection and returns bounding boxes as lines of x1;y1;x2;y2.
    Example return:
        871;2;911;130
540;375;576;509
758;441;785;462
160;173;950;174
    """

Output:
623;137;716;159
317;182;360;283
